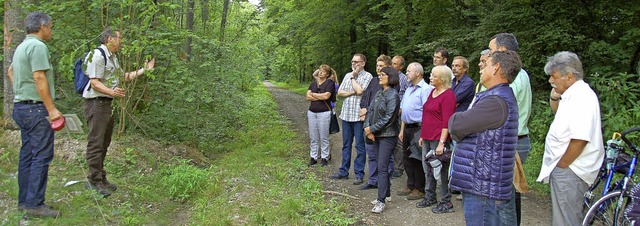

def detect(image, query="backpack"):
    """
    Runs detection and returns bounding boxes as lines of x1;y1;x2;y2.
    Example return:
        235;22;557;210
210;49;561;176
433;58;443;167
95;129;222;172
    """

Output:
74;48;107;94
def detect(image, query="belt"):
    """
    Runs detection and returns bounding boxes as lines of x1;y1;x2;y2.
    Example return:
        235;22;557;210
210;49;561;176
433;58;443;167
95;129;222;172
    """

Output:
18;100;43;104
87;96;113;101
405;122;421;128
518;135;528;140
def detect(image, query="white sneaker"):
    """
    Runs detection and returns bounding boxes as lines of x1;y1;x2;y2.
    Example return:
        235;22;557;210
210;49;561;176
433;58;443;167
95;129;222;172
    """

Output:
371;197;391;205
371;202;385;214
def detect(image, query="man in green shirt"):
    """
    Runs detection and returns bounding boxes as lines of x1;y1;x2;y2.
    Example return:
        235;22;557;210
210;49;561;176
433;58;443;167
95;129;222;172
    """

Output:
8;11;61;219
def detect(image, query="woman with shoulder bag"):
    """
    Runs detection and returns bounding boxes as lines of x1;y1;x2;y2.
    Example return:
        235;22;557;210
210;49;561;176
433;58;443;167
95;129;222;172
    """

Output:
306;65;337;167
364;67;400;214
416;65;457;213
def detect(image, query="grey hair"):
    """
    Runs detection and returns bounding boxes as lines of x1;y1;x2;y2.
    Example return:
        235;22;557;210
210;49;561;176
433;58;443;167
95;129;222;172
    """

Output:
481;49;490;56
492;33;519;52
544;51;584;80
408;62;424;77
488;50;522;83
100;27;120;44
25;12;52;34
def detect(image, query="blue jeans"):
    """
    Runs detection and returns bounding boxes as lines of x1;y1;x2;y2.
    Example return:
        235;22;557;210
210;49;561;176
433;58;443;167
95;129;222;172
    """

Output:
462;192;516;226
13;103;55;209
339;120;366;179
375;137;397;202
366;142;395;186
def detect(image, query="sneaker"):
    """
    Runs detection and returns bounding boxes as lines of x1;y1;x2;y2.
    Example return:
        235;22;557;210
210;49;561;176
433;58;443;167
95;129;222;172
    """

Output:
371;197;392;204
85;182;112;197
308;158;318;166
359;183;377;190
406;189;425;200
329;173;348;180
320;158;328;166
391;170;403;178
416;198;438;208
371;201;385;214
431;202;454;214
25;205;60;218
353;177;364;185
396;187;412;196
456;194;462;200
103;177;118;191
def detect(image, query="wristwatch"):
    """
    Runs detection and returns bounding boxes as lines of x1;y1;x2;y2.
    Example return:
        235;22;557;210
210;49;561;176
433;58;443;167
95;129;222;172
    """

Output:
550;96;561;101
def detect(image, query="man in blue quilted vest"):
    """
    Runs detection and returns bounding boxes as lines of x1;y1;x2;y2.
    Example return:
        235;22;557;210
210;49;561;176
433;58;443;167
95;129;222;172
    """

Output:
448;50;522;225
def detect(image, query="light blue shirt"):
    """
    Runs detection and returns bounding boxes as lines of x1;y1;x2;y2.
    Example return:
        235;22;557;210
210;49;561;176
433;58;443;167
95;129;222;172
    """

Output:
400;79;433;123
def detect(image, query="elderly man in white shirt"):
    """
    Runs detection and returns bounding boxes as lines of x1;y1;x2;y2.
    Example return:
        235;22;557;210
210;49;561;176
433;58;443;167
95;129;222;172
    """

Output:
536;51;604;226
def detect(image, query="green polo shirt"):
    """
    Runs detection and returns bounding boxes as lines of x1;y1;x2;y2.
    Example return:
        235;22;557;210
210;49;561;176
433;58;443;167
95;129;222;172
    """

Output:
509;69;532;136
12;34;55;102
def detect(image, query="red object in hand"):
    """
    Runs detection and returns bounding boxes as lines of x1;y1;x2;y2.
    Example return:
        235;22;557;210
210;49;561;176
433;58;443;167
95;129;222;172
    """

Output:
51;116;65;131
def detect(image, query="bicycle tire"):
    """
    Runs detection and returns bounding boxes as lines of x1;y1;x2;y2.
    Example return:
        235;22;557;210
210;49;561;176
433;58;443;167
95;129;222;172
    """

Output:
583;190;632;226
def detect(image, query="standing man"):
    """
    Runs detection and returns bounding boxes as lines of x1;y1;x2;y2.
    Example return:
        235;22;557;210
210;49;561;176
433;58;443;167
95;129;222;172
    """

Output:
83;27;155;197
330;53;372;185
8;11;61;218
359;55;392;189
451;56;475;112
449;50;521;225
537;51;603;225
433;48;449;67
489;33;532;225
397;62;433;200
391;55;410;178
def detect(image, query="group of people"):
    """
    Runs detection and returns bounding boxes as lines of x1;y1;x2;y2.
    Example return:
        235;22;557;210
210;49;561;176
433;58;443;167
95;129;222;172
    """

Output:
306;32;604;225
9;11;154;218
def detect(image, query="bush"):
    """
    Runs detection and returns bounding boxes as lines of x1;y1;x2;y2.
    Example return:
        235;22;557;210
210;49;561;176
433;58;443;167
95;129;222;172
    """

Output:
160;161;210;202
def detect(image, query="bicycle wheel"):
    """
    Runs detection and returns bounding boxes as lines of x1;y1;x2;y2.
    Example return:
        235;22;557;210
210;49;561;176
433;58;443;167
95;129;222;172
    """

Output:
583;190;632;226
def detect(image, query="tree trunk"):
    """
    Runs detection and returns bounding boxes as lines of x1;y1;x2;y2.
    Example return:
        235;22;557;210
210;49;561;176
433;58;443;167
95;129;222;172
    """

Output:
3;0;31;130
185;0;195;62
200;0;209;31
220;0;230;42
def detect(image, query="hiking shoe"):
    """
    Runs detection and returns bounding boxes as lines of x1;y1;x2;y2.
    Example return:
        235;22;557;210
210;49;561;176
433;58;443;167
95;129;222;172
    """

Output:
391;170;403;178
416;198;438;208
320;158;328;167
359;183;377;190
329;173;348;180
308;158;318;166
25;205;60;219
431;202;454;214
85;182;112;197
103;178;118;191
371;197;392;204
406;189;425;200
397;187;412;196
353;177;364;185
371;201;385;214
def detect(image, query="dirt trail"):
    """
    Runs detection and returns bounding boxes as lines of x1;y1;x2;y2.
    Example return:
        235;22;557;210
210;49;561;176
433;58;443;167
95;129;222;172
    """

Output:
263;81;552;225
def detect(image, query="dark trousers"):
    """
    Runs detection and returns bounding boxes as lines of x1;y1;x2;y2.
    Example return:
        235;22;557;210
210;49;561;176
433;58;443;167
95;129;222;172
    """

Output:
84;98;115;183
375;136;397;203
366;143;395;186
14;103;55;208
402;126;425;191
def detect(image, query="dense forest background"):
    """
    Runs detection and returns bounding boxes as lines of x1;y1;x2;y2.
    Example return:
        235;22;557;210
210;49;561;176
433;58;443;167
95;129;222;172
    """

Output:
2;0;640;156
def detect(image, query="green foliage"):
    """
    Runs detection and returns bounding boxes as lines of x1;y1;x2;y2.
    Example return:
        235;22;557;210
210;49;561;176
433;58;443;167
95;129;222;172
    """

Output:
160;160;209;202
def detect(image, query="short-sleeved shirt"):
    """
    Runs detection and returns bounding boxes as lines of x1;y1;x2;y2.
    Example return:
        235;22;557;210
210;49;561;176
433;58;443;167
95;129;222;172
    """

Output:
420;89;456;141
400;79;433;124
537;80;604;185
509;69;532;136
12;35;55;102
308;79;336;112
82;44;121;98
339;70;372;122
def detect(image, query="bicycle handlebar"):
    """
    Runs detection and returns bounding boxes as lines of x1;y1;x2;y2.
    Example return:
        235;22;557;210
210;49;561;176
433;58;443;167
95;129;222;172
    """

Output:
621;127;640;153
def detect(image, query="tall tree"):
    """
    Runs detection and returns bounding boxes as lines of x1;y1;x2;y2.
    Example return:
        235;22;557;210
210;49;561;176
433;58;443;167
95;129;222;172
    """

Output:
3;0;34;129
220;0;230;42
185;0;195;62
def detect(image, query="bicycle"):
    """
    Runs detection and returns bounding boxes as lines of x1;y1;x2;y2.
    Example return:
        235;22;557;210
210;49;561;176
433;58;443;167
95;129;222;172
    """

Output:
583;127;640;226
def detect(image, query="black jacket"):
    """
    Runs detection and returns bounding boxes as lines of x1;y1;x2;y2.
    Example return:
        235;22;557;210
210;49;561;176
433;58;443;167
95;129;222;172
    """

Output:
364;88;400;137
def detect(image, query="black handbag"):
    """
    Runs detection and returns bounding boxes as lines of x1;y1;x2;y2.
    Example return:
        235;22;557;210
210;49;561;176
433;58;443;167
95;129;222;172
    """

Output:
323;101;340;134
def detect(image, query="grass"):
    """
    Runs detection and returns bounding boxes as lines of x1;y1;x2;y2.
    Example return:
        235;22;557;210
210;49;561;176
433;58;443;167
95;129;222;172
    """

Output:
0;83;354;225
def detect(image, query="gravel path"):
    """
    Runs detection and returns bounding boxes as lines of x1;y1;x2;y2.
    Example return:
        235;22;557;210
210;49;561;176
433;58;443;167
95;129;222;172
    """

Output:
263;81;552;225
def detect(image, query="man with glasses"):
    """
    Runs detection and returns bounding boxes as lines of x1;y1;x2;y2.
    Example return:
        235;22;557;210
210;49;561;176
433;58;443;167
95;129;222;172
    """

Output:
82;27;155;197
330;54;373;184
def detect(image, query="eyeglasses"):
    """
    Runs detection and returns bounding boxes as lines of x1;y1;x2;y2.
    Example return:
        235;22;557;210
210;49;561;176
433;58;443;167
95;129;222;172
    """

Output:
351;60;363;64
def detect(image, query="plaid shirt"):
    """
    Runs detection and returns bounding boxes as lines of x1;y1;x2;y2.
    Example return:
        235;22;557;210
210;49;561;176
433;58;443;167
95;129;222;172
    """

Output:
339;70;372;122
